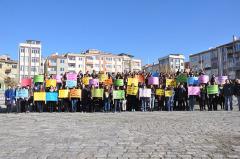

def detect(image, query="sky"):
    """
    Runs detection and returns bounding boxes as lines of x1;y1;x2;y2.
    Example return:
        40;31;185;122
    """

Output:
0;0;239;64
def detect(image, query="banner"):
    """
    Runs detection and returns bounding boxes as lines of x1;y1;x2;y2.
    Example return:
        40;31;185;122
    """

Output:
113;90;125;99
148;77;159;85
99;74;108;82
54;75;62;83
104;78;113;85
89;79;99;87
66;80;77;88
46;79;57;87
58;89;69;98
21;78;32;87
127;78;138;86
34;75;44;83
16;89;29;98
166;79;176;87
34;92;46;101
70;89;81;98
165;90;173;97
46;92;58;101
156;89;164;96
188;86;200;95
126;86;138;95
66;73;77;81
91;89;104;98
176;74;188;83
135;75;144;83
187;77;199;85
207;85;218;94
82;77;91;85
114;79;124;86
139;88;151;98
217;76;228;84
198;75;209;84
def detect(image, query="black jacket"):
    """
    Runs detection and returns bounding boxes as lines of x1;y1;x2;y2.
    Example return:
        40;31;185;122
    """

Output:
223;84;234;96
234;84;240;96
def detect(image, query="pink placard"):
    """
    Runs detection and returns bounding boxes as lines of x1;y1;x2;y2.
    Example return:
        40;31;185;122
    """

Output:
198;75;209;84
53;75;62;83
188;86;200;95
66;73;77;81
148;77;159;85
21;78;32;87
217;76;228;84
89;79;99;87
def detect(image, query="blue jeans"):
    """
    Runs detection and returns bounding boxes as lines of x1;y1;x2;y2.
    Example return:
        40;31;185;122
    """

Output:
37;102;43;113
189;96;195;111
104;100;111;112
224;96;233;111
114;99;121;112
141;98;147;112
149;96;155;111
165;98;173;111
237;96;240;111
71;99;78;112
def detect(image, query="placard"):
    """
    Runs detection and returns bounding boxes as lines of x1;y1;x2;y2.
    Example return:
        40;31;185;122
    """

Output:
66;80;77;88
34;92;46;101
91;89;104;98
16;89;29;98
114;79;124;86
104;78;113;85
188;86;200;95
34;75;44;83
127;78;138;86
156;89;164;96
135;75;144;83
165;90;173;97
70;89;82;98
58;89;69;98
139;88;151;98
66;73;77;81
82;77;91;85
54;75;62;83
176;74;188;83
126;86;138;95
21;78;32;87
46;79;57;87
148;77;159;85
99;74;108;82
198;75;209;84
207;85;218;94
166;79;176;87
217;76;228;84
113;90;125;99
46;92;58;101
187;77;199;85
89;79;99;87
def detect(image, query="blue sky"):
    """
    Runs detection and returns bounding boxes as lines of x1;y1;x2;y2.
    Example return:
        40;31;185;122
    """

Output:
0;0;239;64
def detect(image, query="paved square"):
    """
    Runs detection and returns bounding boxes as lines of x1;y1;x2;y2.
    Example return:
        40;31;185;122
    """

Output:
0;112;240;159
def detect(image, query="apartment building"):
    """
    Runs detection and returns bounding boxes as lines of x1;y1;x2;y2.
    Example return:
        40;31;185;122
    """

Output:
158;54;185;73
64;53;85;73
19;40;42;81
44;53;68;75
118;53;141;72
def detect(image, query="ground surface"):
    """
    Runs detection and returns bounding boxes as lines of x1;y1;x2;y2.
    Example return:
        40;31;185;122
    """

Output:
0;111;240;159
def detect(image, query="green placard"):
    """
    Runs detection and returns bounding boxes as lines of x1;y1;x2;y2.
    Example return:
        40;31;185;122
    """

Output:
114;79;124;86
207;85;218;94
91;89;104;98
34;75;44;83
176;74;188;83
113;90;125;99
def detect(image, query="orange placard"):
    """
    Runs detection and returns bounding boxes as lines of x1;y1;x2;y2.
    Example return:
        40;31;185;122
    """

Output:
135;75;145;83
104;78;113;85
70;89;81;98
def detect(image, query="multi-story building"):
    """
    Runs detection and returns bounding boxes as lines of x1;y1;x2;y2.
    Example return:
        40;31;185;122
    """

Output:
189;38;240;79
19;40;42;81
44;53;68;75
64;52;86;73
158;54;185;73
0;55;18;90
118;53;141;72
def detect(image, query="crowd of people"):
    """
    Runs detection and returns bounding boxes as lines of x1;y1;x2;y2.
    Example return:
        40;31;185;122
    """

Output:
3;69;240;113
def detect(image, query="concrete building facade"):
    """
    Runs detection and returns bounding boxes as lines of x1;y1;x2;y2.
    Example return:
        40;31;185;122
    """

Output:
158;54;185;73
44;53;68;75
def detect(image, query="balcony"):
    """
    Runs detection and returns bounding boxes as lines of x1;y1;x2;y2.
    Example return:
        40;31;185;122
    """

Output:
5;69;11;74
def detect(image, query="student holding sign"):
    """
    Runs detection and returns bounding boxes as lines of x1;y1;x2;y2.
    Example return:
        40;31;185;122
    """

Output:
5;85;15;113
113;86;122;113
223;79;234;111
103;85;112;112
156;85;165;111
207;82;218;111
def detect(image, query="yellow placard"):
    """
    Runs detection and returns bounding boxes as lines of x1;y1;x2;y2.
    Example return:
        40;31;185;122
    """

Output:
165;90;173;97
126;86;138;95
156;89;164;96
70;89;82;98
166;79;176;87
46;79;57;87
127;78;138;86
34;92;46;101
59;89;69;98
99;74;108;82
82;77;91;85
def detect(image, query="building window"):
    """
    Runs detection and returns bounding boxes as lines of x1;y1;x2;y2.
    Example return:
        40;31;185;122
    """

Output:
60;68;64;71
12;64;17;68
31;66;37;72
0;64;2;68
60;59;65;63
20;48;25;53
32;57;39;63
68;63;75;68
69;56;75;60
79;57;82;61
106;57;112;61
106;64;112;68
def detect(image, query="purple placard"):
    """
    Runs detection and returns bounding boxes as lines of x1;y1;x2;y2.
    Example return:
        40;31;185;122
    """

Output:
55;75;62;83
217;76;228;84
66;73;77;81
89;79;99;87
188;86;200;95
148;77;159;85
198;75;209;84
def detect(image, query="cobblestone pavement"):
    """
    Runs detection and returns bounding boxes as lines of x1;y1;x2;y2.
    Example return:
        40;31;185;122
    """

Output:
0;111;240;159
